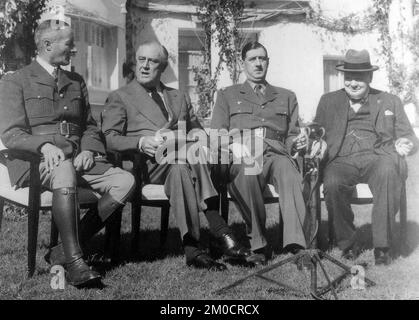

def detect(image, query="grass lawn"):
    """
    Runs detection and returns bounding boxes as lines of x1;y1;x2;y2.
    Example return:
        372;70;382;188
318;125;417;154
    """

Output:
1;153;419;300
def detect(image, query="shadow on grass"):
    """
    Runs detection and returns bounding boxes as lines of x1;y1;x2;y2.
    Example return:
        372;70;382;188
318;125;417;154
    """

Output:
315;219;419;257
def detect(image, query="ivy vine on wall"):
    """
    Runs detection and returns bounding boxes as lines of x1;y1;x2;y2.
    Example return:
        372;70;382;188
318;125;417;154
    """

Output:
0;0;47;77
193;0;244;119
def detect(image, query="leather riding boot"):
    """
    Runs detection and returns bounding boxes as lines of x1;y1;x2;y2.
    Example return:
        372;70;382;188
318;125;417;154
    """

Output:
51;187;101;287
45;193;123;266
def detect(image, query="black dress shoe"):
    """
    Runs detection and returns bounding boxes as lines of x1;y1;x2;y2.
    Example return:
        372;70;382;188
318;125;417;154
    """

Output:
374;248;392;266
216;233;251;259
341;243;362;260
245;252;267;266
186;252;227;271
65;258;102;287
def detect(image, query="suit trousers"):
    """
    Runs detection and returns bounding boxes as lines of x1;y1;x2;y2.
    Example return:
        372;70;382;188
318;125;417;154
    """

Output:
228;152;307;252
323;152;402;250
147;161;218;241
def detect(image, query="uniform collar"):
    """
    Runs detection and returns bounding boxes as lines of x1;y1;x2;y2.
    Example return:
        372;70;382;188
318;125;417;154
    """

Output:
247;80;267;94
36;56;56;77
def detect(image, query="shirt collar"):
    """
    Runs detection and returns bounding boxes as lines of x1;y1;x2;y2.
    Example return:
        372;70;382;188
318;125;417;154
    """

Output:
247;80;267;92
36;56;56;77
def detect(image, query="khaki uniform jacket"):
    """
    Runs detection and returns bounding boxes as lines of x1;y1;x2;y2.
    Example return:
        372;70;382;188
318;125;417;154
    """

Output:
210;82;301;156
0;61;112;187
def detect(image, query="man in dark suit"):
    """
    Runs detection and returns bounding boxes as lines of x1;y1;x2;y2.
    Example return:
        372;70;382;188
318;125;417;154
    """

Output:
101;41;249;271
211;41;310;264
314;49;419;265
0;20;135;286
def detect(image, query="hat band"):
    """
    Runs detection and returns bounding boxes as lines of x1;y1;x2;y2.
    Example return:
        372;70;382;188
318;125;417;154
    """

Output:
343;62;373;70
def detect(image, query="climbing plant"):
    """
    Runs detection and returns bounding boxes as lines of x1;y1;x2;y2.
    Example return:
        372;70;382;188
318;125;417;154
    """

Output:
0;0;47;76
193;0;244;119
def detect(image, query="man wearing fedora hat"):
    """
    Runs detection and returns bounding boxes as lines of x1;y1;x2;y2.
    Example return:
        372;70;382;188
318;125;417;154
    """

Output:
314;49;419;265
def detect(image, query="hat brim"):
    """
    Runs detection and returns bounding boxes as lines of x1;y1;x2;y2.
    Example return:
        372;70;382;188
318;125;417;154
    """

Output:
336;64;379;72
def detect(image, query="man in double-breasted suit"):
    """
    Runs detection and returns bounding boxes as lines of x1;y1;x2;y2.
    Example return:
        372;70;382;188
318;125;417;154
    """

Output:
0;20;135;286
211;41;310;264
102;41;249;271
314;49;419;265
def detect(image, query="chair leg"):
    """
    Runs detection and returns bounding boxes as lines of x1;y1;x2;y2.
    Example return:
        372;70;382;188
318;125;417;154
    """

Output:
0;197;4;233
328;209;335;251
131;198;141;255
278;208;284;252
105;206;122;264
400;182;408;256
27;163;41;278
50;215;59;248
160;204;170;246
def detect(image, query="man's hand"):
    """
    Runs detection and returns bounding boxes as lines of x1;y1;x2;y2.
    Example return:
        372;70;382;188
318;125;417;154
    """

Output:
140;136;164;157
40;143;65;172
73;150;95;172
229;142;251;160
395;137;414;157
291;132;308;154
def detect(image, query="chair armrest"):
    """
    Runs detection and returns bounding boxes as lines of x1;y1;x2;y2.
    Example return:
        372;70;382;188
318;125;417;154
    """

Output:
0;148;41;164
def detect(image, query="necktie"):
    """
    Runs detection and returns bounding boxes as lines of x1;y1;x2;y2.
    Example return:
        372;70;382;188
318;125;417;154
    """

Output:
150;89;169;121
52;66;60;83
254;84;264;101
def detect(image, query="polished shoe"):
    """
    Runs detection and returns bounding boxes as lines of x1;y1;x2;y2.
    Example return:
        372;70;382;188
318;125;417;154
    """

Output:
216;233;251;259
245;252;267;266
66;257;102;287
186;252;227;271
374;248;392;266
341;243;362;260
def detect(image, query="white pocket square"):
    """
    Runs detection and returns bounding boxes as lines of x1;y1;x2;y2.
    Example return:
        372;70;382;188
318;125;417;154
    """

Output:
385;110;394;116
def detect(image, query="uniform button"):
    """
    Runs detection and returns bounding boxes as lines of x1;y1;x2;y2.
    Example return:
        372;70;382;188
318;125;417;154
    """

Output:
62;120;67;124
261;105;265;109
261;118;265;122
64;106;68;110
60;93;64;98
37;95;41;99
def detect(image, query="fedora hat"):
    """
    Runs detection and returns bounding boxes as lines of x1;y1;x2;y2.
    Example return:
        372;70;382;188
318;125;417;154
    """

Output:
336;49;379;72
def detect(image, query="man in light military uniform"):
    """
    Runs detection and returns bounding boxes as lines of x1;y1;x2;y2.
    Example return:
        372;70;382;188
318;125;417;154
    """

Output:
211;41;309;264
0;17;135;286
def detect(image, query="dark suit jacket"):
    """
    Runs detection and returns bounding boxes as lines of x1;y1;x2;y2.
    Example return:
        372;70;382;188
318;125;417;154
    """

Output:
314;88;419;173
0;61;111;187
101;80;203;154
210;82;301;156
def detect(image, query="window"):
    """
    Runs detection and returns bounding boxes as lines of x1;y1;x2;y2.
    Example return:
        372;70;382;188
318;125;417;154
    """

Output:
178;30;206;111
72;19;80;41
84;22;90;44
323;57;344;93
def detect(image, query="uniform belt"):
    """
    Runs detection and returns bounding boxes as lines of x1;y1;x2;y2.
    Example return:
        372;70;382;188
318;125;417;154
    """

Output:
31;122;81;137
253;127;284;142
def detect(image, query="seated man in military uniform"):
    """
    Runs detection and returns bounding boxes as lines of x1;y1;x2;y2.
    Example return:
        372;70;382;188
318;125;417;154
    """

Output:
0;18;135;286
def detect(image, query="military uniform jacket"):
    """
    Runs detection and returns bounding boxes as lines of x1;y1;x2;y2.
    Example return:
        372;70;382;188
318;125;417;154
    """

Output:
101;79;203;153
0;60;112;187
210;82;301;156
314;88;419;176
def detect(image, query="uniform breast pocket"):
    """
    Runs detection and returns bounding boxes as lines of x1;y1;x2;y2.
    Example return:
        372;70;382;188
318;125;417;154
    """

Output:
274;105;289;132
230;104;253;128
68;91;83;114
24;90;54;119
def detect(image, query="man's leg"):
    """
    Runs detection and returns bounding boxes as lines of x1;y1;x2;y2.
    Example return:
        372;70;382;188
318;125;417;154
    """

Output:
363;155;402;264
150;163;226;270
264;154;306;251
323;160;360;252
46;167;136;265
41;160;101;286
228;162;269;259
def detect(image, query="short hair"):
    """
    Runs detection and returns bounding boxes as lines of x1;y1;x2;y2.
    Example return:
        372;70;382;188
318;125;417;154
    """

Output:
136;41;169;68
34;20;71;51
241;41;268;60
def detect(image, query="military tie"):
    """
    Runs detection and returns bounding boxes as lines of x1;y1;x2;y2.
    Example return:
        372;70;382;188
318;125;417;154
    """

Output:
52;66;60;84
254;84;264;101
150;88;169;121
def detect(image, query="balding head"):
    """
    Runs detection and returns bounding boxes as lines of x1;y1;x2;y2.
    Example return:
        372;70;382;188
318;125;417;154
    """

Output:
135;41;169;88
